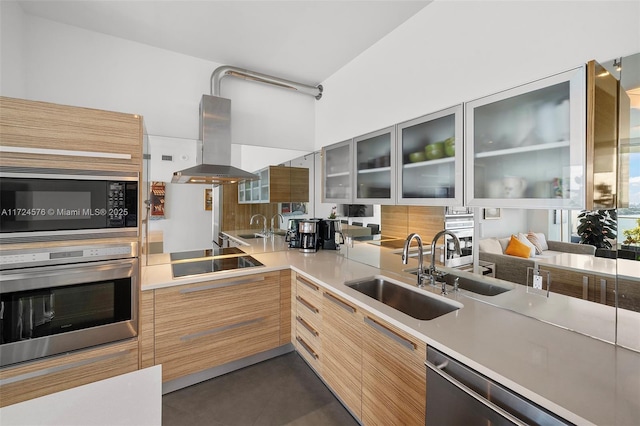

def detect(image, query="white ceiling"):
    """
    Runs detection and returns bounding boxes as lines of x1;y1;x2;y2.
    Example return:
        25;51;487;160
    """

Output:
17;0;432;84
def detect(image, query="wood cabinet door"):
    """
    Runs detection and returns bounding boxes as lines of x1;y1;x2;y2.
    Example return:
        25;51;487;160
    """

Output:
0;340;138;407
361;314;426;426
0;96;142;172
617;276;640;312
546;266;595;301
154;272;281;382
321;290;362;419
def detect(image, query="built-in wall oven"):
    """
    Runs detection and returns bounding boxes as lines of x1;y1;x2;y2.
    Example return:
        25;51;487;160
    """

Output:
0;166;138;244
444;207;474;267
0;242;138;367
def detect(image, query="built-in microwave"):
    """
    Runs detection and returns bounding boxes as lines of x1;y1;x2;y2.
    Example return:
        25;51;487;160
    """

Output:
0;167;138;244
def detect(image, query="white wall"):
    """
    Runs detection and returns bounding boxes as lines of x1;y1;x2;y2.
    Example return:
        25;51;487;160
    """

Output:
1;4;315;153
316;1;640;149
0;1;26;97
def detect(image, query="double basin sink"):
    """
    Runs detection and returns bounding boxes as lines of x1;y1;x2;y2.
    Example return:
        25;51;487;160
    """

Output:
345;272;513;321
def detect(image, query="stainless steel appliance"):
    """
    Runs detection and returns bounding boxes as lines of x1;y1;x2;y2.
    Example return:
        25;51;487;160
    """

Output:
0;167;138;244
0;242;138;367
298;220;319;253
443;207;474;267
285;219;303;249
426;346;570;425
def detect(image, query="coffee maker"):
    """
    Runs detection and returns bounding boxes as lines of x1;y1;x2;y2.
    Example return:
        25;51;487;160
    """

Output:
318;219;343;250
286;219;303;249
298;220;320;253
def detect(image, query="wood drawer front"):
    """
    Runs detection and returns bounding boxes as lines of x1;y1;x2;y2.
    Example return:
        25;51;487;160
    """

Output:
295;319;321;372
321;290;362;419
296;294;322;332
0;340;138;407
0;97;142;172
154;272;281;382
546;266;595;301
362;315;426;426
296;274;322;306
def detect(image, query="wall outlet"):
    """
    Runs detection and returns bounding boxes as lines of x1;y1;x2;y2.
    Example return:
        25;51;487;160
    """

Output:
533;274;543;290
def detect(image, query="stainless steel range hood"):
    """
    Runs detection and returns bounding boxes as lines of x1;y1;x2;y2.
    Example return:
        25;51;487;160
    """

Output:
172;95;258;184
172;66;323;185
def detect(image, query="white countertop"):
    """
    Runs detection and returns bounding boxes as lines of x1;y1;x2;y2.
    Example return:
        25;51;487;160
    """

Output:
536;252;640;280
142;235;640;426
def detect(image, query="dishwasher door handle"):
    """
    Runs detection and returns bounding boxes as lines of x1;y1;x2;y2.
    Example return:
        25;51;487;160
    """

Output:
425;359;529;426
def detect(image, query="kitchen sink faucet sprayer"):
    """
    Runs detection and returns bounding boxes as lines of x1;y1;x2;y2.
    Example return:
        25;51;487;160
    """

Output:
250;214;268;235
402;233;426;288
430;230;462;295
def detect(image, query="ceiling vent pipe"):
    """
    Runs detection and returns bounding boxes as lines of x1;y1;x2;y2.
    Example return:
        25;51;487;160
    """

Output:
210;66;323;100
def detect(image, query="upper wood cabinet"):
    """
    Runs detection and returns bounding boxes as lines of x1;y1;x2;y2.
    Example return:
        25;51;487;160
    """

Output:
396;104;464;206
464;66;587;209
0;96;143;173
238;165;309;204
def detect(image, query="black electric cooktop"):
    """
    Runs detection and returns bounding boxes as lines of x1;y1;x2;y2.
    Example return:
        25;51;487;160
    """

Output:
171;256;264;278
169;247;245;261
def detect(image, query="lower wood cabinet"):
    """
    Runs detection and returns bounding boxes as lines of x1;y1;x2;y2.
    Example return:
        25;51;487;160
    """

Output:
617;276;640;312
545;266;596;301
154;271;281;383
293;273;323;372
0;339;138;407
361;314;426;426
321;289;363;419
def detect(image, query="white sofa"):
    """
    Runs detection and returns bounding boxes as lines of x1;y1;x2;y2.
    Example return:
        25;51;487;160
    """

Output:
478;234;596;286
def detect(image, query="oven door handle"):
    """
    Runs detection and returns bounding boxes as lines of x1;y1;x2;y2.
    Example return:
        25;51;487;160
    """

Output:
0;259;138;293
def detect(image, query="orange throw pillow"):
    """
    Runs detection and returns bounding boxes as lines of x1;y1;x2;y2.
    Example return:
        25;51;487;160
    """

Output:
505;235;532;258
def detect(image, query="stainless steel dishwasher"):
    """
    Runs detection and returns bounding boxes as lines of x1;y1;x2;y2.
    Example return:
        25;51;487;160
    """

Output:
425;347;573;425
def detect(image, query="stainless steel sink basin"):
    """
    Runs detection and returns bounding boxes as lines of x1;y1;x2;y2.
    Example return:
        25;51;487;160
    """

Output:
345;276;461;320
444;274;512;296
407;270;512;296
237;233;265;239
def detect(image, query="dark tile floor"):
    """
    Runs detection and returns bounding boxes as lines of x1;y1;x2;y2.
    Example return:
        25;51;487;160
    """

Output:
162;352;359;426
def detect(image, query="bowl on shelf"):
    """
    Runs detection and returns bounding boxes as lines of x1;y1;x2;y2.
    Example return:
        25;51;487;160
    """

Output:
424;142;444;160
443;137;455;157
408;151;426;163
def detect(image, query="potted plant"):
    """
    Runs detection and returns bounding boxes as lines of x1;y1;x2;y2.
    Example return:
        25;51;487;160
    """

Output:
576;209;617;250
622;218;640;257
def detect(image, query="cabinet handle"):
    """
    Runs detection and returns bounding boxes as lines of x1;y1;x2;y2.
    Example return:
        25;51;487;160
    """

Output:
296;336;319;360
296;316;319;336
0;145;132;160
600;278;607;304
0;347;135;386
582;276;589;300
323;292;356;313
180;317;264;342
364;316;417;351
179;276;265;294
297;275;319;292
296;296;319;314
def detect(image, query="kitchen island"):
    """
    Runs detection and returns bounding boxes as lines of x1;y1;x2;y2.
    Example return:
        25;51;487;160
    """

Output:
142;233;640;426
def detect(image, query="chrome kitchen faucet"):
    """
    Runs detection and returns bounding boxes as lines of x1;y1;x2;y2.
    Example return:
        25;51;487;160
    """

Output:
429;230;461;295
402;233;426;288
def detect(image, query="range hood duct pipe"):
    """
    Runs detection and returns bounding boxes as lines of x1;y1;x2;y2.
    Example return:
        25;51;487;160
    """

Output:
211;66;323;100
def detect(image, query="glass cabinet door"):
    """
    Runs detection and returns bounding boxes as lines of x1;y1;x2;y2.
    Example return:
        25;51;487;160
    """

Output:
465;66;586;209
260;168;269;203
353;126;396;204
323;139;353;203
397;104;463;206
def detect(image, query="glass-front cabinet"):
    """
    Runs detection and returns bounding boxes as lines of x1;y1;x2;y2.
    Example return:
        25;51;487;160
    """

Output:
353;126;396;204
396;104;464;205
322;139;353;203
465;66;586;209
